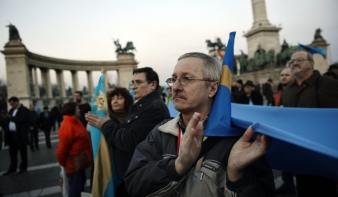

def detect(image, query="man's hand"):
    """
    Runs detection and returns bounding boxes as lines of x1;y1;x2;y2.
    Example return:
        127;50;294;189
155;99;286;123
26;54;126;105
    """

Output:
175;112;204;175
85;111;110;130
227;126;272;182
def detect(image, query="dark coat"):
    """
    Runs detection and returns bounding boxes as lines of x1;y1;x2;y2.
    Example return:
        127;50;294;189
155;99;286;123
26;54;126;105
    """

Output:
78;103;91;127
279;70;338;108
101;90;170;179
29;110;39;130
39;112;54;131
236;90;263;105
8;104;30;145
51;106;62;122
124;117;275;197
262;83;273;97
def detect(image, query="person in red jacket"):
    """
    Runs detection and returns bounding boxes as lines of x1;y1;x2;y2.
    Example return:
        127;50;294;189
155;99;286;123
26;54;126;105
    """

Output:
56;102;92;197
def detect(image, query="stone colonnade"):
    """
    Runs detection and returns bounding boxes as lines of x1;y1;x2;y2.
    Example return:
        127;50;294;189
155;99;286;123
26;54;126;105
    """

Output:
1;40;138;108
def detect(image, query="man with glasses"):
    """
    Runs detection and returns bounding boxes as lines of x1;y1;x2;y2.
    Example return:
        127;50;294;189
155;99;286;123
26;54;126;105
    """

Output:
124;52;275;196
280;50;338;196
85;67;170;196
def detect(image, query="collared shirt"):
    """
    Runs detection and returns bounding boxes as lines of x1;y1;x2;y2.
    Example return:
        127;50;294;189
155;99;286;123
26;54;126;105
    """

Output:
9;105;21;132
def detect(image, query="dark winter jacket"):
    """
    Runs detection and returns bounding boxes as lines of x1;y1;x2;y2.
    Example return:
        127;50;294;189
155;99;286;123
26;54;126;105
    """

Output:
101;90;170;179
279;70;338;108
124;116;276;197
236;90;263;105
29;110;39;130
39;112;54;131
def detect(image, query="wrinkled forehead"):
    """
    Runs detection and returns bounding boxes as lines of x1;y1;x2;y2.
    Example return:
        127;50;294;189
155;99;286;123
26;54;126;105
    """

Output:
173;57;204;77
291;51;307;59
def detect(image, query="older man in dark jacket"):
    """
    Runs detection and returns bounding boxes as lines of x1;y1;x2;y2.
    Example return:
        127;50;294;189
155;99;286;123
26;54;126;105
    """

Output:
280;50;338;197
124;53;275;197
3;97;30;175
86;67;170;196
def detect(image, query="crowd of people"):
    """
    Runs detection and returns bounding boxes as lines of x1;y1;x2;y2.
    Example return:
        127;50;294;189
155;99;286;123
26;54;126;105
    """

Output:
1;50;337;197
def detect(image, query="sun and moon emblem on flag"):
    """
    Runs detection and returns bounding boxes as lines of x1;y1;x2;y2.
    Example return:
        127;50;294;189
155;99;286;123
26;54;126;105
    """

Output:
92;90;107;113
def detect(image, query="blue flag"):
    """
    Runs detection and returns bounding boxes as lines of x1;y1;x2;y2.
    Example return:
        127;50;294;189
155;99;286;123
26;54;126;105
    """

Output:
90;74;120;197
298;43;326;58
205;31;243;136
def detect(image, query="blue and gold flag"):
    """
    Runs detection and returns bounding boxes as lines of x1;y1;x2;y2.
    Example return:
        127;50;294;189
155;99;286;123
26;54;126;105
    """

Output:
205;31;243;136
90;74;120;197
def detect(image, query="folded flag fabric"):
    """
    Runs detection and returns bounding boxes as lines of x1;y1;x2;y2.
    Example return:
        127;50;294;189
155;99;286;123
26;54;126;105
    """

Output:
299;43;326;58
231;103;338;180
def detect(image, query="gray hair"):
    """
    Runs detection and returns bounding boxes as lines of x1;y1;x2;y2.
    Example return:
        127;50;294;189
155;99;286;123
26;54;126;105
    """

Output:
178;52;222;84
292;50;314;61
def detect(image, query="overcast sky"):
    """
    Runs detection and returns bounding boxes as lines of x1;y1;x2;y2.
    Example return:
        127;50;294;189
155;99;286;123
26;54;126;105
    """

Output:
0;0;337;88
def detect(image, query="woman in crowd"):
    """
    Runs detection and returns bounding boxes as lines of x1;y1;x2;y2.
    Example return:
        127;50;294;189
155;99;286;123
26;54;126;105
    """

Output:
56;102;92;197
106;87;134;124
105;87;133;196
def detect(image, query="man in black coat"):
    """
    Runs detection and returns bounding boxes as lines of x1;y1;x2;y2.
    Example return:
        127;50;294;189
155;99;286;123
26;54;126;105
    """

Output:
29;104;40;151
236;80;263;105
3;97;30;175
39;106;54;149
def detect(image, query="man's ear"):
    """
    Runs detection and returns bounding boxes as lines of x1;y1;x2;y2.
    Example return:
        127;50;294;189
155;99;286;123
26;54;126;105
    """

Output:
208;82;219;98
152;81;157;90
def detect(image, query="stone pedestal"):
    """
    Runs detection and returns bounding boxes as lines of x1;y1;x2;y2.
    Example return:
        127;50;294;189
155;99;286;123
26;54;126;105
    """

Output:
2;40;31;107
309;38;329;74
117;53;138;88
244;0;281;59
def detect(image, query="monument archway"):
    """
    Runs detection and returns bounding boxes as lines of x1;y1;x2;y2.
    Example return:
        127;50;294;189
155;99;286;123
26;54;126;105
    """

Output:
1;39;138;108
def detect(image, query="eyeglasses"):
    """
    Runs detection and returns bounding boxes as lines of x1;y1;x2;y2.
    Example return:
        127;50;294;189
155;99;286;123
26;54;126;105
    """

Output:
130;80;148;87
166;77;216;87
288;58;309;66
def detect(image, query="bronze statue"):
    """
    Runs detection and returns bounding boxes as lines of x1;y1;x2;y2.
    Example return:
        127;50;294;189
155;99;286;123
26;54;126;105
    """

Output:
66;87;73;97
206;38;225;50
6;23;21;41
206;40;218;50
82;86;88;95
238;50;248;73
216;38;226;50
52;85;60;97
123;41;136;53
113;39;136;54
265;49;275;67
314;28;323;39
276;40;298;66
254;45;266;70
39;86;46;97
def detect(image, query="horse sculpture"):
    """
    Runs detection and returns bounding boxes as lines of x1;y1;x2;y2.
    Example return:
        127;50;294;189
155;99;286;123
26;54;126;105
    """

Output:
206;40;218;50
216;38;226;50
114;39;136;54
123;41;136;53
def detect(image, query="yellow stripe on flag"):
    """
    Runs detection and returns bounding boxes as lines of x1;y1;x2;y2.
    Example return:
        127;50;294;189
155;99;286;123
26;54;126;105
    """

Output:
220;65;232;91
92;136;113;197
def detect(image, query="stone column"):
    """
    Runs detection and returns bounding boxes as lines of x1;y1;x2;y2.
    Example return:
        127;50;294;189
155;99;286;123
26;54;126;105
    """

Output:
33;67;40;98
41;68;52;98
86;71;93;96
251;0;270;28
56;69;66;97
71;70;79;92
28;67;34;97
244;0;281;59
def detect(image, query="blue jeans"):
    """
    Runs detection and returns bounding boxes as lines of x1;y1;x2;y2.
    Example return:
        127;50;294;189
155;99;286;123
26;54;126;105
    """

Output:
68;170;86;197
